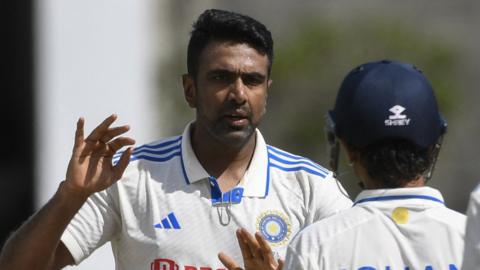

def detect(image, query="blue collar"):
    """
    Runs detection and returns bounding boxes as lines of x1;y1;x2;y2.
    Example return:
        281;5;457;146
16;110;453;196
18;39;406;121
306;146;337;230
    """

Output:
354;187;445;206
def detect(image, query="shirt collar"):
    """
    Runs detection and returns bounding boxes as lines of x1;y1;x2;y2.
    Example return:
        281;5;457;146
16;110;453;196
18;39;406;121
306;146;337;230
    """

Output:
354;186;445;207
180;123;269;198
180;123;209;183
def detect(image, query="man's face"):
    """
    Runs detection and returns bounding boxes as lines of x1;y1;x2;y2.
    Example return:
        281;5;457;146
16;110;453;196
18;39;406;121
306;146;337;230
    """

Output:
184;40;271;146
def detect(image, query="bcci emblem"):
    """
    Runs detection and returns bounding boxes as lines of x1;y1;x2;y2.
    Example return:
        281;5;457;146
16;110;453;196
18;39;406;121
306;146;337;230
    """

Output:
256;210;292;246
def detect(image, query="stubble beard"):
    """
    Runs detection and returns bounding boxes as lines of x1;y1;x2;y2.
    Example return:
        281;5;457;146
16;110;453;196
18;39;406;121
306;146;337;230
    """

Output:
208;117;257;148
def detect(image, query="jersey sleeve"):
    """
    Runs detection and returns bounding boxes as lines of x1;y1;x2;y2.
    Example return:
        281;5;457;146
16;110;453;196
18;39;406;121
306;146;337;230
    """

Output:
60;187;121;264
307;172;352;224
462;184;480;270
283;224;329;270
283;245;309;270
284;234;325;270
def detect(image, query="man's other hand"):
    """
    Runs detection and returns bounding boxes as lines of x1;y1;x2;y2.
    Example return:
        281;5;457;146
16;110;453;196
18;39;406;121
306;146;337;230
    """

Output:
218;228;283;270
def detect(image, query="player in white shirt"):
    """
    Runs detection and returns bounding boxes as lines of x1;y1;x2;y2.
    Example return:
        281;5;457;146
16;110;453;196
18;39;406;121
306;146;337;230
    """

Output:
219;60;466;270
60;124;350;270
462;184;480;270
0;9;351;270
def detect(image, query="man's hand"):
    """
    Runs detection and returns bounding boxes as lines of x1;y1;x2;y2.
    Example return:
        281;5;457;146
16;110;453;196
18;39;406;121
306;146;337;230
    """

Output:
218;228;284;270
64;114;135;200
0;115;136;270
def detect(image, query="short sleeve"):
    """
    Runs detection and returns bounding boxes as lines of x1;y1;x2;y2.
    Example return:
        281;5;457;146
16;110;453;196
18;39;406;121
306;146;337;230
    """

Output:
284;245;307;270
307;173;352;224
284;238;324;270
60;188;120;264
284;224;330;270
462;184;480;270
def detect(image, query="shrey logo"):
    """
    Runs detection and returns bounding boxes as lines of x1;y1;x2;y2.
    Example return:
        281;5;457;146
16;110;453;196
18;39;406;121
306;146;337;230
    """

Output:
385;105;411;126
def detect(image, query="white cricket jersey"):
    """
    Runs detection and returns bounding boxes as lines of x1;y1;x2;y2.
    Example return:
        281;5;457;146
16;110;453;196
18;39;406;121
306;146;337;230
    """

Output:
61;124;352;270
284;187;466;270
462;183;480;270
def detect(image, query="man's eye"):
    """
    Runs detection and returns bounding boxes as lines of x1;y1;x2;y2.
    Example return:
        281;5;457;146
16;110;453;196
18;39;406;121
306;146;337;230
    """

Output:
210;73;231;82
213;74;226;80
242;75;264;86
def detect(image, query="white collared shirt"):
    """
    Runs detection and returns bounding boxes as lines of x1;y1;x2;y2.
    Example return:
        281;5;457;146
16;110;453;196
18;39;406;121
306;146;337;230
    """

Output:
61;124;352;270
284;187;466;270
462;184;480;270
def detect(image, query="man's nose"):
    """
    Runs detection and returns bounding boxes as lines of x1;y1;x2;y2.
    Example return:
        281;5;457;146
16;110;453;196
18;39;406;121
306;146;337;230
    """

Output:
229;77;247;104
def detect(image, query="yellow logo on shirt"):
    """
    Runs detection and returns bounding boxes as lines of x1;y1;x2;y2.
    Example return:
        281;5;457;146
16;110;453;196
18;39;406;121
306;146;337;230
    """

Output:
392;207;409;224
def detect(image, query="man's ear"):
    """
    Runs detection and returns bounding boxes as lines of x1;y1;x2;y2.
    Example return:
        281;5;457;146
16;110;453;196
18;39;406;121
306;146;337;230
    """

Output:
182;74;196;108
267;79;273;89
340;139;358;164
264;79;272;103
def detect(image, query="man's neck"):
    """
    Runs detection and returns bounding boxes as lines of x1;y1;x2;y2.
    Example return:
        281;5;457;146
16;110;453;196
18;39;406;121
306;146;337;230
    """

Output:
362;176;426;189
191;124;257;192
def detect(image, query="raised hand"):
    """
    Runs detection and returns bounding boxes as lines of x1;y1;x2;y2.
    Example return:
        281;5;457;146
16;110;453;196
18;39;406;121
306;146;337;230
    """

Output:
64;114;135;199
218;228;283;270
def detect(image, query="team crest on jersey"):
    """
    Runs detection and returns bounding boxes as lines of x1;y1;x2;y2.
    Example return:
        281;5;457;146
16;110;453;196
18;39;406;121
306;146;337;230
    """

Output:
256;210;291;246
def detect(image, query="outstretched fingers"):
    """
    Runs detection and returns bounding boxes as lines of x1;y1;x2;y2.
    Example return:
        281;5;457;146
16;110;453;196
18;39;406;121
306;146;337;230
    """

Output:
240;228;262;260
78;115;135;157
277;259;284;270
99;125;131;144
73;117;85;153
255;232;276;268
232;228;278;270
218;252;243;270
85;114;118;143
107;137;136;156
113;147;133;181
237;228;256;261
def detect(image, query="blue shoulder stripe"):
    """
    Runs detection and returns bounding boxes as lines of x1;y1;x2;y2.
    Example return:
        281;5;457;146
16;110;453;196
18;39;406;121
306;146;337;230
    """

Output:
129;144;180;157
140;136;182;149
268;152;327;175
354;195;444;206
114;136;181;158
267;146;329;174
267;145;303;159
130;150;181;162
269;163;328;178
113;142;181;164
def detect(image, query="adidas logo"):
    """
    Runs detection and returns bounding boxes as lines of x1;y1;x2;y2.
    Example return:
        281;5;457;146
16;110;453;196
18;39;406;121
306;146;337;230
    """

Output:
385;105;411;126
154;212;181;229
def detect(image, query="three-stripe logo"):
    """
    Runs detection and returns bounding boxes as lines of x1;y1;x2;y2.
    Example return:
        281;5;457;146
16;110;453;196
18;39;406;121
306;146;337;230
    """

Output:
154;212;181;229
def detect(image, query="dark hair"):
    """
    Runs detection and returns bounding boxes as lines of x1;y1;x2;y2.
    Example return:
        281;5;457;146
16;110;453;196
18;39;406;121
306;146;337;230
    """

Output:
187;9;274;78
356;139;432;188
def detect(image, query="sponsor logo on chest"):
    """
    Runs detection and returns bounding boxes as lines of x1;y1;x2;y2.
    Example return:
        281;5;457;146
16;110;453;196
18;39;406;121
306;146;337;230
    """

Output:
154;212;181;230
150;258;225;270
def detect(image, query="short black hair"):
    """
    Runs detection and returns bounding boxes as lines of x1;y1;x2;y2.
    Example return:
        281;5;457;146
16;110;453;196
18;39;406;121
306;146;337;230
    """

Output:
356;139;433;188
187;9;274;78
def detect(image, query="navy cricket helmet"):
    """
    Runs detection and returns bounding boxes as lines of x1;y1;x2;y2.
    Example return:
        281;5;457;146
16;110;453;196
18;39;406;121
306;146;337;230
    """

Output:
328;60;447;149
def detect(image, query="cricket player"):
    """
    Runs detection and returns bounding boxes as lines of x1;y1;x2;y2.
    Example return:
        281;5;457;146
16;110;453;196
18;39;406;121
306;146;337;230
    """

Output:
0;9;351;270
462;184;480;270
219;60;466;270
